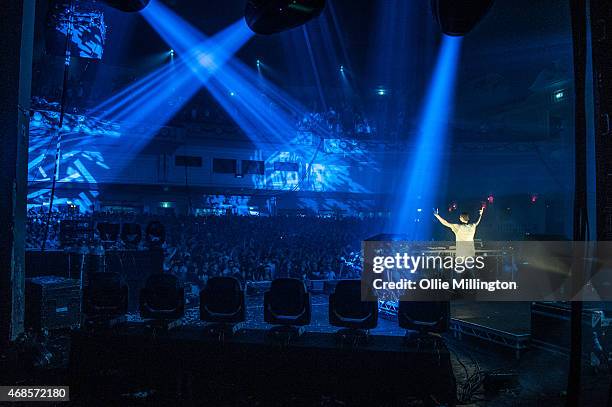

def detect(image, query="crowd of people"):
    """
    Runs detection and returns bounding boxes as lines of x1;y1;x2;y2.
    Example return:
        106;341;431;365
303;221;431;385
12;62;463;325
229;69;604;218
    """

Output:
26;208;380;286
161;214;376;286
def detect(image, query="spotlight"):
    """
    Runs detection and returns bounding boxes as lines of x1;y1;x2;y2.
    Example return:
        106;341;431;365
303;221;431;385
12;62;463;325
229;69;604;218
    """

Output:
339;65;344;73
83;272;128;325
229;91;236;96
376;87;386;96
264;278;311;340
553;89;566;102
329;280;377;343
245;0;326;35
256;59;261;67
140;274;185;324
398;300;450;344
101;0;151;12
430;0;494;36
200;276;246;338
169;49;175;56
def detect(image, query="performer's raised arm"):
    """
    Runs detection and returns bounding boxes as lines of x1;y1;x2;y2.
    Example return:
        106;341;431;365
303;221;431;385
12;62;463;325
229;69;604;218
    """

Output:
474;207;485;226
433;209;453;229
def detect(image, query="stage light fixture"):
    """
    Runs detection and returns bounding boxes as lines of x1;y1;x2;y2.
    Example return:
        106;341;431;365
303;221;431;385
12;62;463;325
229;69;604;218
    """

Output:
140;274;185;322
245;0;326;35
264;278;311;339
200;277;246;338
169;49;175;56
84;272;128;324
430;0;494;36
398;300;450;341
329;280;378;332
553;89;566;102
101;0;150;12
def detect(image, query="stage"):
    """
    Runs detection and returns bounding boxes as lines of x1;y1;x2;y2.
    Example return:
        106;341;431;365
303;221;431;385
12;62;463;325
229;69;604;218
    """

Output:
182;293;534;357
450;302;531;359
69;298;611;406
6;293;609;406
70;325;457;405
67;295;534;405
122;293;535;362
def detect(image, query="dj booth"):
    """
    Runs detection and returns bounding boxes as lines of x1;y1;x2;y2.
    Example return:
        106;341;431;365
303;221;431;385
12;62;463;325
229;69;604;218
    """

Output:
70;325;456;405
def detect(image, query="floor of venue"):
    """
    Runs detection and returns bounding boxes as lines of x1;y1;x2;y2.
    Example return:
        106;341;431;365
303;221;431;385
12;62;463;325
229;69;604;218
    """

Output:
5;296;609;406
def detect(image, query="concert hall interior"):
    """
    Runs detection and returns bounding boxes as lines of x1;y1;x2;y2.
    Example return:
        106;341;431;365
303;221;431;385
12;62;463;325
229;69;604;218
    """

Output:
1;0;612;405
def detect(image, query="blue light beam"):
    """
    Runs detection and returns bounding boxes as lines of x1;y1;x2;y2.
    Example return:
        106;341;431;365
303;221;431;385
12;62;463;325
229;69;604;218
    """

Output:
142;1;332;151
80;6;252;176
393;36;463;238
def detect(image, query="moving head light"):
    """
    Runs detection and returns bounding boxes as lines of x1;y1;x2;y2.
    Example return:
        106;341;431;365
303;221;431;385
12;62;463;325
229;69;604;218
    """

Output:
431;0;494;36
245;0;326;35
101;0;151;12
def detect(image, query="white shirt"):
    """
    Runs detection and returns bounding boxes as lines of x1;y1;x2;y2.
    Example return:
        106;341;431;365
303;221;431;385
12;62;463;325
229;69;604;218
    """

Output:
450;223;476;258
450;223;477;242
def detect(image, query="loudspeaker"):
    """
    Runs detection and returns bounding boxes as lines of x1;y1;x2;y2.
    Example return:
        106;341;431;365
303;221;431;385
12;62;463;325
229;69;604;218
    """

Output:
245;0;326;35
431;0;494;36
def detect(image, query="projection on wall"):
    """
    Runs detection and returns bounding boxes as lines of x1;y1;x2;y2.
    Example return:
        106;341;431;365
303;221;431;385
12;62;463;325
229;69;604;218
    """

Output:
28;104;382;214
248;134;379;193
198;195;259;216
27;108;118;212
46;0;107;60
